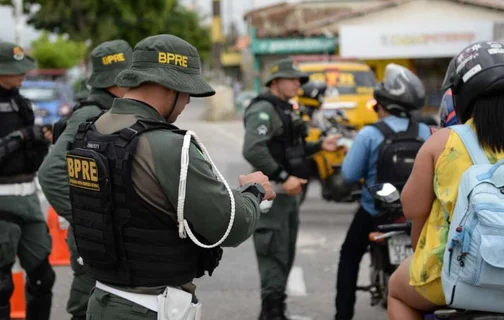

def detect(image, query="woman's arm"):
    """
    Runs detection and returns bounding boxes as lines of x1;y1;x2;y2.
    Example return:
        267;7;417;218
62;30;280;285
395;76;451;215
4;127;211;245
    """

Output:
401;139;436;248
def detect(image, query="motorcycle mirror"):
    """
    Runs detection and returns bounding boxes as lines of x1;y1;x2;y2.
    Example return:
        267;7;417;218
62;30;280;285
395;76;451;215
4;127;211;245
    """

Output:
369;183;400;203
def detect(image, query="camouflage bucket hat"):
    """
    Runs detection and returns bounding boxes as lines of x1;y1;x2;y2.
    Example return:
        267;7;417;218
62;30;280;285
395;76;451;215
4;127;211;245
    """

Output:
265;58;309;87
87;40;133;89
0;42;36;75
115;34;215;97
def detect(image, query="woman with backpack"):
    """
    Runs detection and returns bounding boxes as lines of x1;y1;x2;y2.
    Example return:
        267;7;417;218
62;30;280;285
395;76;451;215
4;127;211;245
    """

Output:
387;41;504;319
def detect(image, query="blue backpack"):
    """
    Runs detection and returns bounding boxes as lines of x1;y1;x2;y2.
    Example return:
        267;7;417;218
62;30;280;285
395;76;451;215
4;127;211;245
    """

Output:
441;124;504;313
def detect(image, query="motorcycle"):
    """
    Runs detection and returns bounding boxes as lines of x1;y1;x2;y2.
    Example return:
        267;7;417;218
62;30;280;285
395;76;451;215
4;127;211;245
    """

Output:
357;182;412;309
299;103;360;204
358;183;504;320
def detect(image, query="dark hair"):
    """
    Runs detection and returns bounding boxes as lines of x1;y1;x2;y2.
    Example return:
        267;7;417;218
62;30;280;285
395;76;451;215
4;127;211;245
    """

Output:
472;91;504;153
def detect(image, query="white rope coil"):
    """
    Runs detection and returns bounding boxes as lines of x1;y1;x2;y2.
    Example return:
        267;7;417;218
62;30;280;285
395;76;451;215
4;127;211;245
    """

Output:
177;130;235;248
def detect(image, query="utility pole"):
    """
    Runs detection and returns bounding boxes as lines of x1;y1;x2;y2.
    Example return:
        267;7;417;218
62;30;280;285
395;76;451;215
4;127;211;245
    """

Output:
14;0;23;44
211;0;224;81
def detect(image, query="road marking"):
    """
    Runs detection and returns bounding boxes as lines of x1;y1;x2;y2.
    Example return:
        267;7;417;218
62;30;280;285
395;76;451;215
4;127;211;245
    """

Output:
297;231;327;248
287;266;307;297
289;316;312;320
211;125;244;147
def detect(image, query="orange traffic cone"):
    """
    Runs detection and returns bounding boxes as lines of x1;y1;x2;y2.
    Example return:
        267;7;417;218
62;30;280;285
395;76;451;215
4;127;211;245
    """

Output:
9;259;25;319
47;206;71;266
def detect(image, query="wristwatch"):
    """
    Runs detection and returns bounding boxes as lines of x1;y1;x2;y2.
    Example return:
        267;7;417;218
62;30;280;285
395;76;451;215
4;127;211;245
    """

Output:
241;183;266;201
271;167;289;183
278;170;289;183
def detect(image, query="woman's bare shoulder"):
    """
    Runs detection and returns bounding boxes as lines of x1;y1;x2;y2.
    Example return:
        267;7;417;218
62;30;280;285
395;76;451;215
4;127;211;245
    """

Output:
425;127;452;161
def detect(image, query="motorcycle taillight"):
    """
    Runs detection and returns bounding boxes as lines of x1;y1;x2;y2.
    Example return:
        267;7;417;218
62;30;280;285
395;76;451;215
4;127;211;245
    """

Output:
394;215;407;224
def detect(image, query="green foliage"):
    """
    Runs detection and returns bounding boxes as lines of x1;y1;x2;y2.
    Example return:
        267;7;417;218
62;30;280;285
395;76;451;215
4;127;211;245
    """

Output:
1;0;211;61
161;5;212;61
30;32;86;68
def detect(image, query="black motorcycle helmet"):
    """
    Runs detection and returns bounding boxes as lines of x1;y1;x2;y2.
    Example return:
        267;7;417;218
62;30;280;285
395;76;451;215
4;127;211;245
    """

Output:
442;40;504;123
298;80;328;108
441;56;457;92
373;63;425;117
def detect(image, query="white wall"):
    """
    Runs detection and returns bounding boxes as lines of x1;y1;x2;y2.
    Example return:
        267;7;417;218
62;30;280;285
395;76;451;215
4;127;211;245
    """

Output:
336;0;504;27
0;6;41;48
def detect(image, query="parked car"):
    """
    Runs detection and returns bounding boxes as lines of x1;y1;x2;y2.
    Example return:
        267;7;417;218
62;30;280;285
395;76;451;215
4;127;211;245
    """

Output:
20;80;75;125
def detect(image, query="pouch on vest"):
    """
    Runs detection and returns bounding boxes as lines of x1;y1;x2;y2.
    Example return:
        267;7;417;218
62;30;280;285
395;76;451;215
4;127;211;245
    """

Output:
66;146;118;270
285;145;309;179
196;246;223;278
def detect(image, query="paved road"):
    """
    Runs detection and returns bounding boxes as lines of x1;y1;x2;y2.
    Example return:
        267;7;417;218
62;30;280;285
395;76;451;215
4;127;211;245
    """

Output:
38;99;387;320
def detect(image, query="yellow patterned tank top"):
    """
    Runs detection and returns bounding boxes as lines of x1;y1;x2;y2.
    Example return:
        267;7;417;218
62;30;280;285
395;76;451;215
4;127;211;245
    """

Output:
410;119;504;287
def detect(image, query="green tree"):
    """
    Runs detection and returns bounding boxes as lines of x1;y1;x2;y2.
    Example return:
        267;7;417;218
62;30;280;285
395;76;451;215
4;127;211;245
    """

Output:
162;5;211;61
30;32;86;68
0;0;211;61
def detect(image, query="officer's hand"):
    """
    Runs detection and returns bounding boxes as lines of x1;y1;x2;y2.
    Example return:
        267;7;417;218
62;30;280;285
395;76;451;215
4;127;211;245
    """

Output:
322;134;343;152
19;125;47;143
239;171;276;201
282;176;308;196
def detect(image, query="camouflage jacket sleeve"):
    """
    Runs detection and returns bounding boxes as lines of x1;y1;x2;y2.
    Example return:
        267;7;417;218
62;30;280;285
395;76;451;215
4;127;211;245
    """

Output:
304;141;323;157
242;101;284;178
148;131;262;248
38;106;103;223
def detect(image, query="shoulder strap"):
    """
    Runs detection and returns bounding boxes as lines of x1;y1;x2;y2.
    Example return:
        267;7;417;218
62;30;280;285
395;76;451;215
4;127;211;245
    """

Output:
403;120;420;139
249;94;291;112
371;121;395;139
451;124;489;165
114;120;180;148
249;94;276;107
73;99;105;112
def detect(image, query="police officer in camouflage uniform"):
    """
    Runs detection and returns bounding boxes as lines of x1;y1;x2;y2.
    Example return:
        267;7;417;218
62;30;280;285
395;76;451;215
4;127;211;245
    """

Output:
0;41;54;320
243;58;341;320
65;34;275;320
38;39;132;320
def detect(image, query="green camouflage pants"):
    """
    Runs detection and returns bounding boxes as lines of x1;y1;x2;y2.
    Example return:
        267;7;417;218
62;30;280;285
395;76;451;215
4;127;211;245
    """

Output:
253;194;300;301
86;288;157;320
67;226;96;320
0;193;53;318
0;193;52;271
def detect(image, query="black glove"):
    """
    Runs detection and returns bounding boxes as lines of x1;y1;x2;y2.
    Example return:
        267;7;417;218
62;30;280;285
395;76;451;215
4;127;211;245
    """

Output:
20;125;46;143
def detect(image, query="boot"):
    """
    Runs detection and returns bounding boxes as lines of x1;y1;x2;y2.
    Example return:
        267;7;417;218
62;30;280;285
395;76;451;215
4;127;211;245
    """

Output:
258;295;290;320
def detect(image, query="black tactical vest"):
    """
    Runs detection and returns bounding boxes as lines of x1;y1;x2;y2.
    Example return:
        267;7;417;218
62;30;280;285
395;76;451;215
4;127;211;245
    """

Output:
67;119;222;287
0;87;48;178
248;94;309;179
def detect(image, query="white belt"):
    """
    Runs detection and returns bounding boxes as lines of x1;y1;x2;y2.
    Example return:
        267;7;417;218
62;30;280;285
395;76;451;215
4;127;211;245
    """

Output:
95;281;159;312
0;181;37;196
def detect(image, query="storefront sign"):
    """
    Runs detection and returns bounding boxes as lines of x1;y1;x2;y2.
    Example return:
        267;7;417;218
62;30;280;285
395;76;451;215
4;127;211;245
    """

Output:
252;37;337;55
339;22;494;59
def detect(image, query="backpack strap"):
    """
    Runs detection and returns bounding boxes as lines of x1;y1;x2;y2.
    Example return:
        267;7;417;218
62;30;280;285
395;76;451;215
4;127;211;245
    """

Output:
451;124;489;165
402;120;420;139
371;121;395;139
